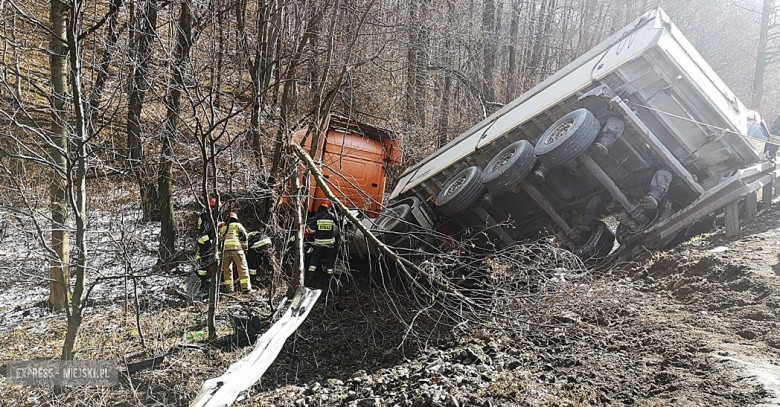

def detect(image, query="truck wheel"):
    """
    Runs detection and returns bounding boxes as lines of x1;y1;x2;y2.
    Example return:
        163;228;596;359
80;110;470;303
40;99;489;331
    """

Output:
375;203;414;247
481;140;537;194
376;203;412;235
535;108;601;168
575;220;615;264
436;166;485;217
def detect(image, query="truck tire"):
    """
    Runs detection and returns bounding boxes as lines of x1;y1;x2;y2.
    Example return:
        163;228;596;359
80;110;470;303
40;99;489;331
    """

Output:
535;108;601;168
575;220;615;264
436;166;485;217
376;203;412;235
481;140;537;194
375;203;413;247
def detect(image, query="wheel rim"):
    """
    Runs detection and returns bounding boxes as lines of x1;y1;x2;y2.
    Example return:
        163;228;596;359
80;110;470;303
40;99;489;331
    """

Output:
488;148;516;174
444;173;468;197
544;118;575;145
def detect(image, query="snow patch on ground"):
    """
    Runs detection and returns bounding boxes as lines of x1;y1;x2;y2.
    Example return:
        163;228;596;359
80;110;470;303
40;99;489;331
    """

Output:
0;204;184;331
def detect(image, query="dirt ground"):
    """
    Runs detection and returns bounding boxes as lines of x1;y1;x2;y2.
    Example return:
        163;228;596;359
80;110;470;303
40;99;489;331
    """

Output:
1;205;780;406
245;206;780;406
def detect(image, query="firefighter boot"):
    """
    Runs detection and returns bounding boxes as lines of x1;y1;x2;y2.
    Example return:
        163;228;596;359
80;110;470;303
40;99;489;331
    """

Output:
239;277;255;292
221;279;235;293
640;170;673;210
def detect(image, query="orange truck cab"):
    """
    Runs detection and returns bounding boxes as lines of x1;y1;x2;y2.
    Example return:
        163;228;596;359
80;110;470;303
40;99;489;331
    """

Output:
294;114;402;217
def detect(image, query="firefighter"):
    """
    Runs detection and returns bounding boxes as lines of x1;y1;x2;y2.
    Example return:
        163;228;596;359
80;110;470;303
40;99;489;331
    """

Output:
195;198;219;292
219;212;252;292
306;198;338;275
246;231;272;287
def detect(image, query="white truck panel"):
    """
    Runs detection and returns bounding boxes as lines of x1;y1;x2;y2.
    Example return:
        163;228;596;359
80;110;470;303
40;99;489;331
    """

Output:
391;7;758;200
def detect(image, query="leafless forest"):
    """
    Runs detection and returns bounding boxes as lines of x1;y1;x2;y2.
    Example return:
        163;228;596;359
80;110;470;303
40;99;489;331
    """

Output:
1;0;780;406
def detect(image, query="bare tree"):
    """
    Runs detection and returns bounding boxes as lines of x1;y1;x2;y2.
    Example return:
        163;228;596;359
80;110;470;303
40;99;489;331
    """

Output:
127;0;159;221
157;0;194;271
751;0;779;109
405;0;429;127
48;0;70;311
481;0;497;104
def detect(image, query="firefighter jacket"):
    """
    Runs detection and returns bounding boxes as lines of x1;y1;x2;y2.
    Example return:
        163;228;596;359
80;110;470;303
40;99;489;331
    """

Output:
247;232;272;251
246;232;272;272
220;220;248;251
197;211;216;245
307;208;337;246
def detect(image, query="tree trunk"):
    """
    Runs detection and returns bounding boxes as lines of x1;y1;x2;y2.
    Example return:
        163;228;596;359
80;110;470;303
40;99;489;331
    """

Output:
481;0;496;103
437;73;452;149
48;0;70;311
270;8;323;178
506;0;522;98
206;140;220;341
751;0;773;109
158;0;193;271
88;0;122;128
406;0;429;127
127;0;159;222
237;0;278;220
63;0;90;361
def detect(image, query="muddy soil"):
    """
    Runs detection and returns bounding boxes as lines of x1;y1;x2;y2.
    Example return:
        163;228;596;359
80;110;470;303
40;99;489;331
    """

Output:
242;208;780;406
1;206;780;406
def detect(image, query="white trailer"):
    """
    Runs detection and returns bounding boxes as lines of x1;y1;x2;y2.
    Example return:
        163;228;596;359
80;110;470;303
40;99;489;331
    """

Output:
376;7;777;259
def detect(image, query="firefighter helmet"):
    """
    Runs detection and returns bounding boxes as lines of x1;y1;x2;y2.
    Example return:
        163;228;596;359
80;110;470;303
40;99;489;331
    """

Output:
227;212;238;221
209;198;217;209
321;199;332;209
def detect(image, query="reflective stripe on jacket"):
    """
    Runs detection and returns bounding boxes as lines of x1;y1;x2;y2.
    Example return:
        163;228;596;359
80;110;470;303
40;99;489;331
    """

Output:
247;231;272;249
197;211;215;244
220;221;247;251
307;209;337;243
314;238;335;246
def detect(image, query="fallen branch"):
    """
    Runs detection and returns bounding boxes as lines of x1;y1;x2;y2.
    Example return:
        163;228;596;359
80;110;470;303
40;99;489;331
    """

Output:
126;355;166;375
289;143;476;307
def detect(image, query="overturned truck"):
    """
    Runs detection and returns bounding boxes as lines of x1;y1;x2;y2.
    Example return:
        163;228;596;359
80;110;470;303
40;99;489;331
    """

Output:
375;7;777;261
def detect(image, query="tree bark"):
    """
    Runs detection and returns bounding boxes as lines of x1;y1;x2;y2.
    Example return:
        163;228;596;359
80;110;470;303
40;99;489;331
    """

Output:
237;0;280;222
751;0;773;109
206;139;220;341
158;0;193;271
127;0;159;221
238;0;277;166
48;0;70;311
88;0;122;129
406;0;429;127
62;0;90;361
481;0;496;103
270;8;323;181
506;0;523;98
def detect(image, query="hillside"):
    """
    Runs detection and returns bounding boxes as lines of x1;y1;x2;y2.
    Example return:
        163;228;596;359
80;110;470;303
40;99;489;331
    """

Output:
2;0;780;406
1;201;779;405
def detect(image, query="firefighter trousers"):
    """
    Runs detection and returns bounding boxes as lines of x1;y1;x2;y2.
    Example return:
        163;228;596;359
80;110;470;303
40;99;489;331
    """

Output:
222;249;251;291
308;243;336;275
